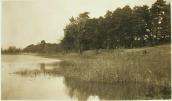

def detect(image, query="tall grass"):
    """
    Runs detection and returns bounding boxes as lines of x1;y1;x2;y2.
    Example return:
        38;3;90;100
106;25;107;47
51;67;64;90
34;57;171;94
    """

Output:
58;44;170;87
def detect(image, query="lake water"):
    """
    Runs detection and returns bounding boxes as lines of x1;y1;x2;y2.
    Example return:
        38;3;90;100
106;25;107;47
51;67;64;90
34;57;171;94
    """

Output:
2;55;70;100
1;55;170;100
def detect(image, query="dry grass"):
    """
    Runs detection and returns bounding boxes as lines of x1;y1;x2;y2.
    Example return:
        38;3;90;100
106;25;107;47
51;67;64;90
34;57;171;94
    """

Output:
57;44;171;86
14;44;170;99
35;44;171;88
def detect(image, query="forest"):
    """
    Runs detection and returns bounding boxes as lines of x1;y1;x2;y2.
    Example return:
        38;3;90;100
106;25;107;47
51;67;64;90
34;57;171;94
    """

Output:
2;0;171;54
61;0;170;54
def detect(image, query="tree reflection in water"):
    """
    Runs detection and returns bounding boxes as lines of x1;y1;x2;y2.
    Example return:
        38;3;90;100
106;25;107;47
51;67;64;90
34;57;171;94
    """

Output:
14;63;171;100
63;77;171;100
40;63;45;71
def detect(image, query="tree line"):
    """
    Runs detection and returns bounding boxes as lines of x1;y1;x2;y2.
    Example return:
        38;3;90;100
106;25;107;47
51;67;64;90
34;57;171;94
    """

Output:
2;40;61;54
61;0;170;54
2;0;170;54
1;46;22;54
22;40;61;53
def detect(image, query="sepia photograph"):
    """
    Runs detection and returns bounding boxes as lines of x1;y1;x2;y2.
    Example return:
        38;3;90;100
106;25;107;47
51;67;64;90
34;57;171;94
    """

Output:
1;0;171;100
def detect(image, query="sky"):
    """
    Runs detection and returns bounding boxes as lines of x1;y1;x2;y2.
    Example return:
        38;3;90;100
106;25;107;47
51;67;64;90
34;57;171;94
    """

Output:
1;0;170;49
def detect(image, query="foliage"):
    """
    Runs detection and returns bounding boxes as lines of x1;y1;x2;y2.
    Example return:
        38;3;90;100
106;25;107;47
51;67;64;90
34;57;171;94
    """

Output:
40;44;170;88
61;0;170;53
1;46;21;54
23;40;62;53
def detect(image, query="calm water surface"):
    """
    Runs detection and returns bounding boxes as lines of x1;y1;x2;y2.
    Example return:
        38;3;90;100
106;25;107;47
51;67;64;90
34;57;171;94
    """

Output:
1;55;99;100
1;55;170;100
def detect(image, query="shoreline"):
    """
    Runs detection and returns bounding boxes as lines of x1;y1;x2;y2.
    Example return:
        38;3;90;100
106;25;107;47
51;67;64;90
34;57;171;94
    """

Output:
5;44;171;99
3;44;171;86
38;44;170;86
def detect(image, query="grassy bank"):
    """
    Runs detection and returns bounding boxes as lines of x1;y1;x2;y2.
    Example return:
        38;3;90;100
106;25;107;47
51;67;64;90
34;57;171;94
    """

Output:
39;44;170;86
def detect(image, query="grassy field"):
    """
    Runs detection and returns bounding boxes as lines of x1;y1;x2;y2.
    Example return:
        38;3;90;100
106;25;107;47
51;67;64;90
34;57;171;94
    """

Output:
38;44;171;87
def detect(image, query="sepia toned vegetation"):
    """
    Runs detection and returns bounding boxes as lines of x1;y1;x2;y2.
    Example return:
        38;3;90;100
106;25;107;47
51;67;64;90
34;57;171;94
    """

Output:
2;0;171;98
40;44;170;86
1;46;22;54
2;0;170;55
14;44;171;99
61;0;170;54
12;0;170;89
2;0;171;100
22;40;62;53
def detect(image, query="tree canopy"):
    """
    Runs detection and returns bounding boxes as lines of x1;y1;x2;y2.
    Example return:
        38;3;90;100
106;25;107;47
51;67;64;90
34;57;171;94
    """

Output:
61;0;170;53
